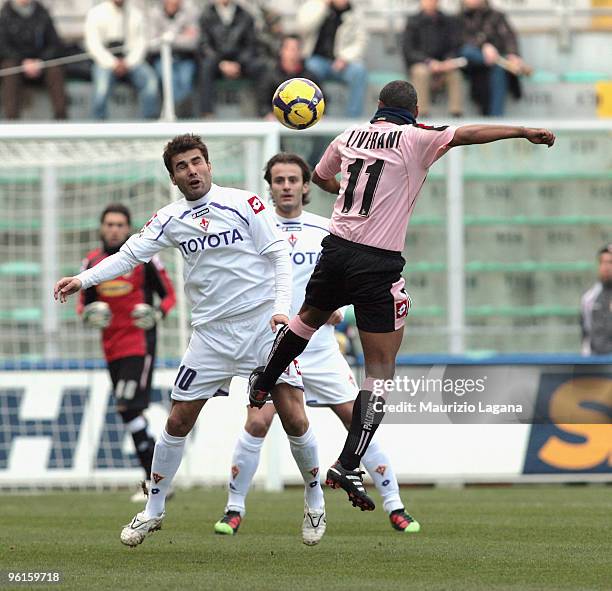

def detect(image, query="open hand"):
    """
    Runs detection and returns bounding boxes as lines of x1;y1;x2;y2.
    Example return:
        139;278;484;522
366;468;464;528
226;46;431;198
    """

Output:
54;277;82;303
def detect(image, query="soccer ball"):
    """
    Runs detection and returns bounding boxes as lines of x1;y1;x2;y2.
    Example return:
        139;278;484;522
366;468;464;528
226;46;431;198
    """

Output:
272;78;325;130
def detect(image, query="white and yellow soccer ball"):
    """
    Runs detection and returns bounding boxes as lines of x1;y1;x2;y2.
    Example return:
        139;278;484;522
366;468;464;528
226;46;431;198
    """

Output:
272;78;325;130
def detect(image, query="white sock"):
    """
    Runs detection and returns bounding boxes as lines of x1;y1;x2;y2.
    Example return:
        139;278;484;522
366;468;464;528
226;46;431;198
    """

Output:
226;429;265;515
287;426;325;511
362;439;404;514
143;429;186;519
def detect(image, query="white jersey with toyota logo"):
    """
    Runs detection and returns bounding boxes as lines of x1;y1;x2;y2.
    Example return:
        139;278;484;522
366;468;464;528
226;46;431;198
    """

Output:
275;211;339;351
80;183;287;327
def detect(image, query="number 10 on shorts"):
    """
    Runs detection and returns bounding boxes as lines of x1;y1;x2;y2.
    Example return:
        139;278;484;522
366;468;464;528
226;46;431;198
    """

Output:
174;365;197;391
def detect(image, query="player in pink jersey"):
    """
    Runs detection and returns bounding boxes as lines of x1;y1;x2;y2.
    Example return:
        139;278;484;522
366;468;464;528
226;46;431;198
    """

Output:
248;80;556;511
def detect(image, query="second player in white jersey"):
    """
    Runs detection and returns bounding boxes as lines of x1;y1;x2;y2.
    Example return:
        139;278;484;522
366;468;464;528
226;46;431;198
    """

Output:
213;153;420;536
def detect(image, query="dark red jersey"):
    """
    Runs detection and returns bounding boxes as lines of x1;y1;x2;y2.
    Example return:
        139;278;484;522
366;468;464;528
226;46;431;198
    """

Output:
77;248;177;362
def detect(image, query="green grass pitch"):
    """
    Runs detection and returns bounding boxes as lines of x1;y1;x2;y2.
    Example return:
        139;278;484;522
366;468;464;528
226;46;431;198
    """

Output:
2;485;610;590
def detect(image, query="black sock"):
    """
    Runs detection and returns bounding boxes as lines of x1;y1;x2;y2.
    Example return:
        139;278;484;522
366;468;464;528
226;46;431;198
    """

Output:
131;428;155;481
338;390;386;470
258;324;310;391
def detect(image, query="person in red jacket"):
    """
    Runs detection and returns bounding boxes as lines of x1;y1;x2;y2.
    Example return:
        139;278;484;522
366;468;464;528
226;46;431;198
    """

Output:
78;203;176;501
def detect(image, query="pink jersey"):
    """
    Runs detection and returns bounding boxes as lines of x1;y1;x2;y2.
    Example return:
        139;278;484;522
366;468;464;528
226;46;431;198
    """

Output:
315;121;456;252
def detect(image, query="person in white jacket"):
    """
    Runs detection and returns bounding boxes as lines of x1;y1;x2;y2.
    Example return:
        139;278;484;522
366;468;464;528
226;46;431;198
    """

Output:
148;0;199;110
85;0;159;119
297;0;368;118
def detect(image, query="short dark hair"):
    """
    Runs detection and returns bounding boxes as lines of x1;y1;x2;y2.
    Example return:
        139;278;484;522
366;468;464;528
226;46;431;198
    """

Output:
281;34;302;46
598;244;612;257
163;134;209;174
100;203;131;225
379;80;418;114
264;152;312;205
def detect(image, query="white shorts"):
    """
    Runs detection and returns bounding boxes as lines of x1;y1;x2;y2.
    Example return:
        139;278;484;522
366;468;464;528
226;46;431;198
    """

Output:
298;343;359;407
171;304;303;402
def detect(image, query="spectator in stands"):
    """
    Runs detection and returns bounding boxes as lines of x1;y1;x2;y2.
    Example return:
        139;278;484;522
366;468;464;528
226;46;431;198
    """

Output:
79;204;176;501
401;0;464;118
85;0;159;120
244;0;285;61
297;0;368;118
257;34;320;118
580;244;612;356
459;0;530;116
148;0;200;115
197;0;268;118
0;0;67;120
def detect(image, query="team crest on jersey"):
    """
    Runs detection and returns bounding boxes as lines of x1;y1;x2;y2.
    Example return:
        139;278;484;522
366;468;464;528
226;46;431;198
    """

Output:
395;298;409;319
375;465;387;476
152;472;164;484
199;217;210;231
287;233;298;248
248;195;265;214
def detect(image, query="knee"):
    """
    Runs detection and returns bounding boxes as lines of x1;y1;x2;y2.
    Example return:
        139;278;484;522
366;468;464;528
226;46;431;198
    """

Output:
281;411;308;437
365;359;396;380
245;415;272;438
165;414;192;437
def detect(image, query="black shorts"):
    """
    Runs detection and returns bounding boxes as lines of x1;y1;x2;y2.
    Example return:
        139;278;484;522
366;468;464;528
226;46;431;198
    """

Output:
108;355;153;412
304;234;411;333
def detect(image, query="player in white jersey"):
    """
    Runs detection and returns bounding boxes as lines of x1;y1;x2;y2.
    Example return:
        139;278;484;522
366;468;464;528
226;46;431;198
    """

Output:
54;134;326;547
248;80;556;511
213;153;420;536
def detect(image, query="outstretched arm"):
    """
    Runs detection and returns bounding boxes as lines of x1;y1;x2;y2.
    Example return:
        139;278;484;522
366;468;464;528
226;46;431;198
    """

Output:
54;249;140;303
449;125;555;148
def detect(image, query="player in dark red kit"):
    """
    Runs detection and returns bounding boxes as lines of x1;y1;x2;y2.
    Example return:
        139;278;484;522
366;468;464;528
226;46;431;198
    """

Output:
78;203;176;501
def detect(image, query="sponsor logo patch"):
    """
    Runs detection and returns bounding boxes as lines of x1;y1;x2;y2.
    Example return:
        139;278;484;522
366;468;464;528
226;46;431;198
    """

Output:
248;196;265;214
97;280;133;298
192;208;209;219
395;299;408;319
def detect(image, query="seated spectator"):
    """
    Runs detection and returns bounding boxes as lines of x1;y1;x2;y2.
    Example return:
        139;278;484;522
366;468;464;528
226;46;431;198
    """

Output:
85;0;159;120
402;0;464;118
297;0;368;118
580;244;612;356
257;34;320;118
0;0;67;119
198;0;268;118
459;0;530;116
244;0;285;61
148;0;200;114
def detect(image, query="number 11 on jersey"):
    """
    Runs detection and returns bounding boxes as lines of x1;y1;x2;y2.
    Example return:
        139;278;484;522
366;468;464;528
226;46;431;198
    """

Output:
341;158;385;217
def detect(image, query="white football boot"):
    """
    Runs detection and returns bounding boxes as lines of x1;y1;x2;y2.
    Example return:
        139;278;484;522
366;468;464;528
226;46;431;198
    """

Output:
120;511;165;547
302;504;326;546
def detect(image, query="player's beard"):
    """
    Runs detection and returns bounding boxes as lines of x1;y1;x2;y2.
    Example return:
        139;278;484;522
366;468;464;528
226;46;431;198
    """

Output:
103;238;128;255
